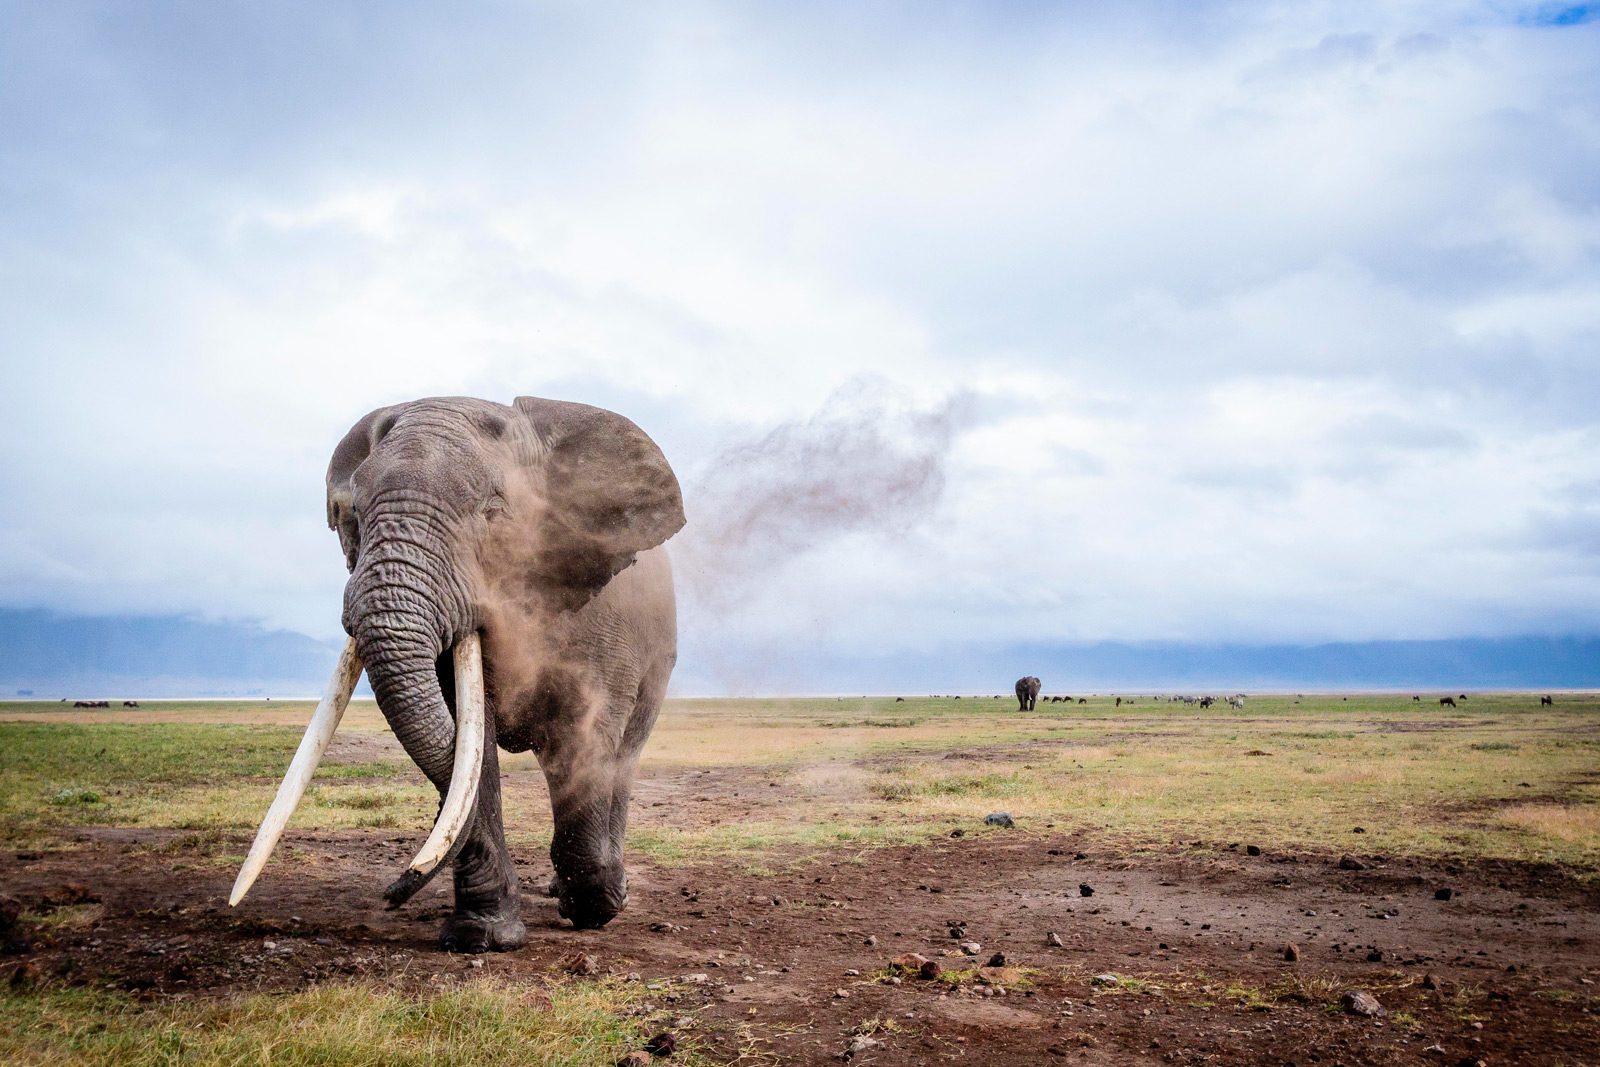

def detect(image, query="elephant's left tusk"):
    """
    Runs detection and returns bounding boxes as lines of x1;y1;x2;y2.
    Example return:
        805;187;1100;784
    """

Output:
395;631;485;886
230;637;363;907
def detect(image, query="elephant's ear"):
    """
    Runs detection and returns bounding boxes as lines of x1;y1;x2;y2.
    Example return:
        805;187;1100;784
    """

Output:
326;404;403;571
512;396;685;603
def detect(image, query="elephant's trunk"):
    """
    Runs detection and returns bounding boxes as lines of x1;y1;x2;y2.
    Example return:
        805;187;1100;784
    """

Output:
344;498;482;906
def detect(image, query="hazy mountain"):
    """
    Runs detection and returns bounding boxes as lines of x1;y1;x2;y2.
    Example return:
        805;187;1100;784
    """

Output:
0;609;345;698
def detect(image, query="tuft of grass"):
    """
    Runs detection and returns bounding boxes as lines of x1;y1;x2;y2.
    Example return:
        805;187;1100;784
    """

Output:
0;978;692;1067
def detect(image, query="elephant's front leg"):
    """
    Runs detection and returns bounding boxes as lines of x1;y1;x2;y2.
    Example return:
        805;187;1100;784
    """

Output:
542;737;636;930
440;721;527;953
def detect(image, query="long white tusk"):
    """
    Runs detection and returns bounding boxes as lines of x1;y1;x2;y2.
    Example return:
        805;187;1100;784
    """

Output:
229;637;363;907
398;631;485;882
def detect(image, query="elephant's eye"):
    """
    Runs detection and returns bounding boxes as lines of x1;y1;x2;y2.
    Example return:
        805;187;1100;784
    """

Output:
484;495;509;520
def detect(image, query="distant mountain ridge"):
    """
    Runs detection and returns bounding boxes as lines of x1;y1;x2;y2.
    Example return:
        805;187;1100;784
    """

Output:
2;608;1596;698
0;609;344;698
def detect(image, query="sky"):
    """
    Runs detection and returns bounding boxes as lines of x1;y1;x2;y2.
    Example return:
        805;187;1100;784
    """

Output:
2;1;1598;690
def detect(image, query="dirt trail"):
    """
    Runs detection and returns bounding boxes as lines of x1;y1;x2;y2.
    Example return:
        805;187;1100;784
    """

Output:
5;827;1596;1066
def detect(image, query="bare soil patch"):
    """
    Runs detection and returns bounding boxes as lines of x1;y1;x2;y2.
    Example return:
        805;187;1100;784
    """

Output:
5;827;1596;1066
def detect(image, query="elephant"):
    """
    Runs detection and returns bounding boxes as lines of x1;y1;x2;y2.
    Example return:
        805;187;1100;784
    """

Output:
230;396;685;951
1014;676;1040;711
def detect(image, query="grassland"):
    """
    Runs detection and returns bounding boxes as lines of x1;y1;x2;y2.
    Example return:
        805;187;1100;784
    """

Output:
3;691;1597;868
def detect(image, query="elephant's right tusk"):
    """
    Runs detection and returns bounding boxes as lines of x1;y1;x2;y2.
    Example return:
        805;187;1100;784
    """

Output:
386;631;484;901
229;637;363;907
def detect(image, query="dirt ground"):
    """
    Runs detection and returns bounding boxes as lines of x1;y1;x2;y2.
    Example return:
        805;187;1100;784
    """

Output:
5;758;1599;1067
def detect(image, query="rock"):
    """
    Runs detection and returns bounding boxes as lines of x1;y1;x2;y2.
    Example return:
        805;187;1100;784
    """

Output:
1366;950;1383;963
1074;851;1088;860
1045;932;1064;947
1434;888;1454;901
618;1052;652;1067
1341;990;1386;1017
986;952;1007;967
833;988;850;998
1091;974;1119;986
959;941;982;956
949;829;964;838
1422;972;1440;990
919;959;943;980
1079;884;1094;897
1339;855;1366;871
564;953;600;976
891;952;929;971
949;926;964;939
468;958;484;969
1246;845;1261;857
9;960;40;989
985;812;1015;828
978;966;1021;985
844;969;860;977
845;1034;879;1058
681;973;708;983
644;1031;678;1057
863;935;876;946
1284;943;1299;962
1351;826;1366;834
1047;848;1061;855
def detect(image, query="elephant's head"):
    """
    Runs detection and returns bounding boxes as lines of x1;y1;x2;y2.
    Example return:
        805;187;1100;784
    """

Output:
230;396;683;922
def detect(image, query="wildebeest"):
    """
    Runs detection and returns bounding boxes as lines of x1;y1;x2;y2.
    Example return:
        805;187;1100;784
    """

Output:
1540;695;1553;706
1413;695;1420;701
1015;676;1041;711
123;700;139;708
1439;696;1456;707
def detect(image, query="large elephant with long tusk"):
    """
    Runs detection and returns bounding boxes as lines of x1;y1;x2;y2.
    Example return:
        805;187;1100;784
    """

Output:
231;396;685;951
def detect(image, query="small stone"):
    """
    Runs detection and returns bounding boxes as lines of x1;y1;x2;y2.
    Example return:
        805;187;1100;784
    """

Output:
844;969;860;977
987;952;1007;967
1435;888;1454;901
864;935;877;947
949;829;964;838
468;958;484;969
1284;943;1299;962
1091;974;1119;987
1045;932;1064;947
618;1051;652;1067
1074;851;1087;860
1339;855;1366;871
1079;883;1094;897
1341;990;1386;1017
892;953;929;971
1422;972;1440;990
985;813;1015;828
771;896;785;906
960;941;982;956
644;1031;678;1056
846;1034;879;1058
949;926;964;939
919;959;943;980
682;973;708;983
834;988;850;998
564;953;600;976
9;960;40;989
1246;845;1261;857
1366;950;1383;963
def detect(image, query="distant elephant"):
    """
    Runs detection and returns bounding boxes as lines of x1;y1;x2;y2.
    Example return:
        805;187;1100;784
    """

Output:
1015;676;1040;711
231;396;684;952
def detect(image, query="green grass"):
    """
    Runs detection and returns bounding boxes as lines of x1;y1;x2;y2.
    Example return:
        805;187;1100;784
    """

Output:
0;979;695;1067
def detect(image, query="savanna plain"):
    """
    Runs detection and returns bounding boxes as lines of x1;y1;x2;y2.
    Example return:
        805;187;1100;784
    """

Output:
1;693;1596;1066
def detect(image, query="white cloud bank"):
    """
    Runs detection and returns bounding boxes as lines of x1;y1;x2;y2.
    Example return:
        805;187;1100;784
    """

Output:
0;2;1597;675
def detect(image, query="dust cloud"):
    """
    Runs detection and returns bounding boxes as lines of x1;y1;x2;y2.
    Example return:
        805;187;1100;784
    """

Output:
671;379;971;669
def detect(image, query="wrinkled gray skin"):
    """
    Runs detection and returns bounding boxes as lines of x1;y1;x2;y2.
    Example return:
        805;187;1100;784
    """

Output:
1015;676;1040;712
327;396;684;950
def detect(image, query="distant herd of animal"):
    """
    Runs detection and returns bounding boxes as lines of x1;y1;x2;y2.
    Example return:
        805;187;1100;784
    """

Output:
68;700;138;708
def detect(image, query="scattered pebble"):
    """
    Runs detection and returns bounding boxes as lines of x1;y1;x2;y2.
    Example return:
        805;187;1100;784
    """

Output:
834;988;851;998
863;935;877;947
1284;943;1299;962
1045;932;1064;947
844;969;860;977
1079;884;1094;897
845;1034;879;1059
959;941;982;956
891;953;929;971
920;959;944;980
1339;855;1366;871
1246;845;1261;857
985;813;1015;828
1435;888;1454;901
1352;826;1366;833
1342;990;1386;1017
987;952;1007;967
1422;972;1440;990
1074;851;1088;860
468;958;484;969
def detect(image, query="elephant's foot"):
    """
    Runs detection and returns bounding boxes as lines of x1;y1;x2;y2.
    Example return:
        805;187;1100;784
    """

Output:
553;867;629;930
440;900;528;954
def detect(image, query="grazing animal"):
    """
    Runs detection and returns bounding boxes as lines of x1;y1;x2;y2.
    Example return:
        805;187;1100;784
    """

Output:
1015;676;1040;711
1540;695;1553;706
1458;694;1468;701
1439;696;1456;707
230;395;685;950
1413;695;1420;702
122;700;139;708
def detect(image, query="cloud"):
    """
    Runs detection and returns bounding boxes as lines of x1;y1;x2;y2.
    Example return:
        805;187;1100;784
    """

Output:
0;2;1598;685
